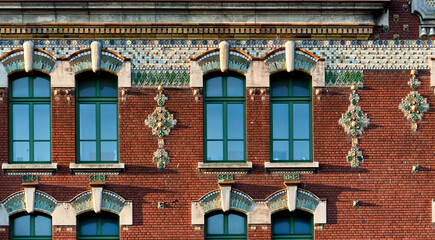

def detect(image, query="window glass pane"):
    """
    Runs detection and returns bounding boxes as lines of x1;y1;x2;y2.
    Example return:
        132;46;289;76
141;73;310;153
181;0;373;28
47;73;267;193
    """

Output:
12;77;29;97
272;104;289;139
101;141;117;161
207;141;223;161
34;104;50;140
271;78;289;97
100;78;117;97
294;214;312;234
273;141;289;161
33;77;50;97
13;215;30;236
34;142;50;162
78;78;97;97
292;78;310;97
228;141;244;161
272;213;290;235
13;142;29;162
293;141;310;160
206;104;223;139
293;103;309;139
13;104;29;140
35;215;52;236
80;104;96;140
101;216;119;235
228;214;245;235
207;214;224;235
227;104;243;139
227;76;243;97
100;104;117;140
206;77;223;97
80;216;98;235
80;141;96;161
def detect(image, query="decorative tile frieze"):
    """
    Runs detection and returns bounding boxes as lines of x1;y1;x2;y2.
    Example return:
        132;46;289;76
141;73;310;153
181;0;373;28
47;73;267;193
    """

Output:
131;69;190;87
399;70;429;131
264;49;318;75
265;189;321;213
199;190;221;213
71;190;126;215
325;70;364;87
34;191;57;214
71;192;92;215
69;50;124;74
266;190;287;213
2;192;25;215
230;190;255;213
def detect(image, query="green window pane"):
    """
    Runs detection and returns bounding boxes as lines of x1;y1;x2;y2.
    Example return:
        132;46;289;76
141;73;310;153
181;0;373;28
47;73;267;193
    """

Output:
101;141;117;161
206;104;223;139
101;217;119;235
100;104;117;140
227;104;243;139
80;104;96;140
271;78;289;97
12;77;29;97
34;142;50;162
227;76;243;97
293;103;309;139
294;214;312;234
206;76;223;97
34;104;50;140
13;104;29;140
228;213;245;235
272;104;289;139
13;142;29;162
228;141;244;161
273;141;289;161
13;215;31;236
207;214;224;235
293;141;310;160
33;76;50;97
272;213;290;235
80;216;98;235
80;141;97;161
100;78;118;97
207;141;223;161
292;78;310;97
35;215;52;236
78;78;97;97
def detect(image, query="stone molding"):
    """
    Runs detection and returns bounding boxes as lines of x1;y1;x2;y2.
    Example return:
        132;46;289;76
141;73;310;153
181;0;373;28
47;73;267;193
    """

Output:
69;163;125;175
197;162;253;173
264;162;319;172
2;163;58;175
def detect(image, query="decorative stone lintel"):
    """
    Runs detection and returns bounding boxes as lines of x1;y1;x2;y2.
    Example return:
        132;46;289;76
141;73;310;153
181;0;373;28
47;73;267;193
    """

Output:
218;181;233;212
285;41;296;72
69;163;125;175
284;181;299;212
198;162;253;173
264;162;319;172
2;163;57;175
23;41;34;73
90;182;105;213
91;41;102;73
22;182;38;213
219;41;229;73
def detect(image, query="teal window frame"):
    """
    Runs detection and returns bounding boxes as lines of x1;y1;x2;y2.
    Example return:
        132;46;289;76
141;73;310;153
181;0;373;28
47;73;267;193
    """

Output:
270;72;312;162
10;213;52;240
77;212;119;240
76;73;118;164
271;210;314;240
205;211;247;240
203;74;246;163
9;73;51;164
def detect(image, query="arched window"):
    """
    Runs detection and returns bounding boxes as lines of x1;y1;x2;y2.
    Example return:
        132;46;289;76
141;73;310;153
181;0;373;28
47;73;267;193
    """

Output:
77;212;119;240
10;74;51;163
10;213;52;239
272;210;313;240
270;73;312;162
76;74;118;163
205;211;247;239
204;74;245;162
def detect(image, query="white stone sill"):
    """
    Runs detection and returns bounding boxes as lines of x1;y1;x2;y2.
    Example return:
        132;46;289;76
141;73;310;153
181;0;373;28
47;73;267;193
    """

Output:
69;163;125;174
2;163;58;173
198;162;253;172
264;162;319;171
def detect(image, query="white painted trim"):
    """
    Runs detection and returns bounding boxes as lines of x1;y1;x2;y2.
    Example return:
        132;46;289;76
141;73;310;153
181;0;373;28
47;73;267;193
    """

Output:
69;163;125;174
52;203;76;226
191;202;205;225
189;61;203;88
117;60;131;88
50;61;75;88
120;202;133;226
264;162;319;171
246;61;270;87
314;200;327;224
198;162;253;172
247;202;271;225
2;163;57;174
0;63;7;88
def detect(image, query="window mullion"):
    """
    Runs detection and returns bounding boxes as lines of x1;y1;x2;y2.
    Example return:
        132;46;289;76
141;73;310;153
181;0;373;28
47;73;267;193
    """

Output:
96;102;101;163
29;76;33;97
30;215;35;236
223;102;228;161
97;215;102;235
289;102;293;161
29;103;34;163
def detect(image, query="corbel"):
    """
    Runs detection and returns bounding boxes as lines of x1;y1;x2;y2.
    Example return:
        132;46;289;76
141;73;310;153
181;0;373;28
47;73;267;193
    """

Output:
91;41;102;73
22;182;38;213
23;41;34;73
284;181;299;212
90;182;105;213
285;41;296;72
218;181;233;212
219;41;229;73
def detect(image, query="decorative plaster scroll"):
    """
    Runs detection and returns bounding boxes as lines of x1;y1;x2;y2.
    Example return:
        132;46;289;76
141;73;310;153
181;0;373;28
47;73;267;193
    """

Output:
339;85;370;167
285;41;296;72
23;184;36;213
399;70;429;131
69;48;124;74
90;182;104;213
91;41;102;72
23;41;34;73
219;41;229;73
219;182;232;212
